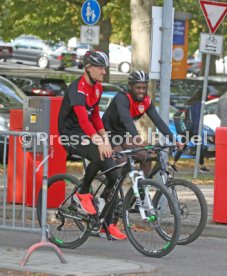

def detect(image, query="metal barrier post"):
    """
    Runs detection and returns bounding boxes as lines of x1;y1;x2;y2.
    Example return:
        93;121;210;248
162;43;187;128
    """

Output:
20;134;67;266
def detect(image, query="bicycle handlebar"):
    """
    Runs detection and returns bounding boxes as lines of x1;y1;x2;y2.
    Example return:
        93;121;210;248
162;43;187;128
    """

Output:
113;144;177;159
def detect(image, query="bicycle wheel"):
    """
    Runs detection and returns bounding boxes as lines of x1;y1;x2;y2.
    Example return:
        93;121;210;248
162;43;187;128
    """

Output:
37;174;89;249
161;179;207;245
123;179;181;258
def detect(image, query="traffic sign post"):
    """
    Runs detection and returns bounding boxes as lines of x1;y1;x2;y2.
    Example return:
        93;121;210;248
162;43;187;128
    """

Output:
80;0;101;45
81;0;101;25
194;1;226;178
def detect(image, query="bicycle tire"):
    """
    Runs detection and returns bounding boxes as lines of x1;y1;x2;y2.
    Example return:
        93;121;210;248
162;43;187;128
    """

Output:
154;178;208;245
123;179;181;258
37;173;89;249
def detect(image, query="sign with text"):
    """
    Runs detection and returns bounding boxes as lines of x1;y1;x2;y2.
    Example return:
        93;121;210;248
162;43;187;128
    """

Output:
199;33;223;55
173;20;185;45
80;25;100;45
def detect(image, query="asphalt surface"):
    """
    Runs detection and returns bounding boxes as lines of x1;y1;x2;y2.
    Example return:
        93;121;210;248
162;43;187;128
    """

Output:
1;165;227;275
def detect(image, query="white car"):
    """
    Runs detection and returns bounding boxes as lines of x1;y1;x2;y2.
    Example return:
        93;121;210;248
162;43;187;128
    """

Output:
109;43;131;73
188;49;227;75
204;99;220;131
216;56;227;74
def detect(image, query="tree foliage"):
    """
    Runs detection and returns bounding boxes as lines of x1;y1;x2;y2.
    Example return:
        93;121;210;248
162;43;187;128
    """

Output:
0;0;82;42
103;0;130;45
0;0;130;44
0;0;225;55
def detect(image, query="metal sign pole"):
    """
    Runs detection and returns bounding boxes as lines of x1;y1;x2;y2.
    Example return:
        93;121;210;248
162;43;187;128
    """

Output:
159;0;173;124
193;53;211;178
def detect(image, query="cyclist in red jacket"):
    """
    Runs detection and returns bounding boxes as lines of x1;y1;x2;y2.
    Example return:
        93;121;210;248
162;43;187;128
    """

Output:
58;51;126;240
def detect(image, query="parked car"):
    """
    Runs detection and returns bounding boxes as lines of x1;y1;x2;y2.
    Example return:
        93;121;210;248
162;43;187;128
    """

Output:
0;76;27;163
8;38;75;69
72;43;132;72
156;78;227;109
54;46;78;68
4;76;67;96
187;52;202;77
204;98;220;131
66;42;94;69
0;39;13;61
109;43;131;73
187;49;227;75
216;56;227;74
99;91;215;159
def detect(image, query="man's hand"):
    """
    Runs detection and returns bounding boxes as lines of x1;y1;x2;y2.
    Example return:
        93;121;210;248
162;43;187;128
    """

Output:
91;133;113;160
98;143;113;160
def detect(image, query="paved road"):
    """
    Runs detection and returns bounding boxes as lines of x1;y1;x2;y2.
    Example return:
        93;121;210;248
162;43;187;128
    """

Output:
0;61;129;82
0;229;227;276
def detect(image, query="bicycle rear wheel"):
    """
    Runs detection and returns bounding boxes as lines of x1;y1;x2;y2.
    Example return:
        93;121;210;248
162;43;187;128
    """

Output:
37;174;89;248
123;179;180;258
163;179;207;245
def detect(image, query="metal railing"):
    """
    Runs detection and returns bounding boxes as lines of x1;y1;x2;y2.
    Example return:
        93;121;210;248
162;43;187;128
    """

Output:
0;130;66;266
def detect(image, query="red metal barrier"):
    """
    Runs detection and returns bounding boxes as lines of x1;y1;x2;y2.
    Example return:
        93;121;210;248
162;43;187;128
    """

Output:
213;127;227;223
7;109;24;203
7;98;66;207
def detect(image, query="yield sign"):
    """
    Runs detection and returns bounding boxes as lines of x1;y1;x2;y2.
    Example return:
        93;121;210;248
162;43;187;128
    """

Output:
200;0;227;33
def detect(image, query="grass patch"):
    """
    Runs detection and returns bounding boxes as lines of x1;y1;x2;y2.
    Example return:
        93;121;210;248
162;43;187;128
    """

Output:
66;160;84;175
0;158;215;186
172;158;215;185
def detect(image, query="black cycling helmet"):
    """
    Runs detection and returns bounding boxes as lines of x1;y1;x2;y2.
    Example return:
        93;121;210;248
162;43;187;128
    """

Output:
128;70;149;85
83;50;109;68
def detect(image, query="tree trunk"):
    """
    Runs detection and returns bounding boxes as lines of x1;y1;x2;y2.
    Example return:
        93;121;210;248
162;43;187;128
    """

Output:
130;0;155;141
97;0;111;82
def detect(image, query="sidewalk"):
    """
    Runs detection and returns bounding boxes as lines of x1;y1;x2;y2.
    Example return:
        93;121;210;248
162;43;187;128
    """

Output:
174;164;227;239
0;245;155;276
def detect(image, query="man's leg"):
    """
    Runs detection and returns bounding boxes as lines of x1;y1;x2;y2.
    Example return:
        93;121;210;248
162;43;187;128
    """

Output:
121;137;152;177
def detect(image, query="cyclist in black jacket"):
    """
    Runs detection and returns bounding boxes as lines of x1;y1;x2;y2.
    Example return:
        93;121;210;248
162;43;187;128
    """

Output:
102;70;179;175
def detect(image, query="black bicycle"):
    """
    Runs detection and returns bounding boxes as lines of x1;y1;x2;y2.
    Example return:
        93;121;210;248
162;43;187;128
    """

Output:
37;145;181;258
145;144;208;245
89;144;207;245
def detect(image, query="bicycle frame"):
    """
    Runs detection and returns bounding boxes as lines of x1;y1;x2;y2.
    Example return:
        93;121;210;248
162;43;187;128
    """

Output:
87;150;159;230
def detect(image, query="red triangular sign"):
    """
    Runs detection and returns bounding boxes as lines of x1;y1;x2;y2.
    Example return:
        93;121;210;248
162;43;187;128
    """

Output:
200;0;227;33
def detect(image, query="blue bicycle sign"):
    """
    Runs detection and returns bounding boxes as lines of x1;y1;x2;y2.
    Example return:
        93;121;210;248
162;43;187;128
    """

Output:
81;0;101;25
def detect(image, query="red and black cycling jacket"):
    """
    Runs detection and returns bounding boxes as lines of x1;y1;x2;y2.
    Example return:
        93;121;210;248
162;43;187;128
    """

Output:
102;92;174;142
58;76;104;137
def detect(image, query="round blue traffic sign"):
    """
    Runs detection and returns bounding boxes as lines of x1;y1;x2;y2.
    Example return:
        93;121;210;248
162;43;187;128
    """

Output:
81;0;101;25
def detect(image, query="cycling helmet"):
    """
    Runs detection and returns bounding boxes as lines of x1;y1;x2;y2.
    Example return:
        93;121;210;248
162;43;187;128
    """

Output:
83;51;109;68
128;70;149;85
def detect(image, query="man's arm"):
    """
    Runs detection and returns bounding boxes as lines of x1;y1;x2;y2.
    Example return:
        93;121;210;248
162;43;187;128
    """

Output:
146;102;174;142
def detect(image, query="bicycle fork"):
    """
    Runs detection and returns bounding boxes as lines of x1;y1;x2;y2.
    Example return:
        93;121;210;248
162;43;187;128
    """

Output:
129;171;156;221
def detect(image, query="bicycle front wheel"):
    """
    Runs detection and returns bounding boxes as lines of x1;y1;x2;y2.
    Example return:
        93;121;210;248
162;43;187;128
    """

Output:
166;179;207;245
37;174;89;249
123;179;181;258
